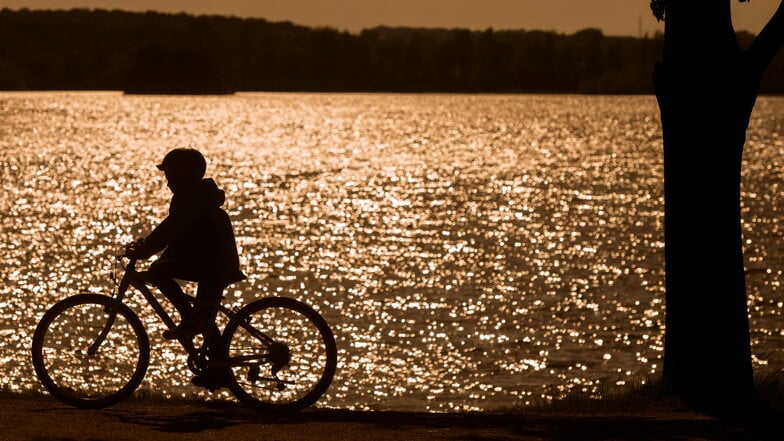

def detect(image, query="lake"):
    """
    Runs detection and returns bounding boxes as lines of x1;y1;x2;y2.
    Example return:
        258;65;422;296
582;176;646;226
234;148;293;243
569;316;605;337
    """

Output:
1;92;783;411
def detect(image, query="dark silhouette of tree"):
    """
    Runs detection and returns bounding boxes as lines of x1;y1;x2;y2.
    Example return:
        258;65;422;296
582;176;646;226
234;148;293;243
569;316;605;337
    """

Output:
125;42;231;94
0;58;26;89
0;8;689;93
651;0;784;417
2;7;782;94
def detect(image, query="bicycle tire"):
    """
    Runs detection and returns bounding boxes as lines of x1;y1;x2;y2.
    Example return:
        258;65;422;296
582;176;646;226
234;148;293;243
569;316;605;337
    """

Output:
222;296;337;412
31;293;150;408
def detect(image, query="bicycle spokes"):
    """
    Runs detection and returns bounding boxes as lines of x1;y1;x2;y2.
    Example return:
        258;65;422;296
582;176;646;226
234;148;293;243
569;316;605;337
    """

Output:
31;294;150;409
223;297;336;411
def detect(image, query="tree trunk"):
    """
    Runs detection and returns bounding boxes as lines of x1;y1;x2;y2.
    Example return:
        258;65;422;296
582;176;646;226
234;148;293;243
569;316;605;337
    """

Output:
653;0;784;415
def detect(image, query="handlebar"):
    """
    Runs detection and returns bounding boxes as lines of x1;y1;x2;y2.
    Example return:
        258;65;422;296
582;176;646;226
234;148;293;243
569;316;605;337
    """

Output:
116;253;138;265
122;238;144;256
114;240;143;272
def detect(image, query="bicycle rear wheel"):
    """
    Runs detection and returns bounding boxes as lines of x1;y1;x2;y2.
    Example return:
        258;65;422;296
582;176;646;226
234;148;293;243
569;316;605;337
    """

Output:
222;297;337;412
31;293;150;408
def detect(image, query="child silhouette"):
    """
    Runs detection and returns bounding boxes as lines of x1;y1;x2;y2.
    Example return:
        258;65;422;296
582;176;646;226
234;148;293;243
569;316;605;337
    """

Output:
128;148;246;344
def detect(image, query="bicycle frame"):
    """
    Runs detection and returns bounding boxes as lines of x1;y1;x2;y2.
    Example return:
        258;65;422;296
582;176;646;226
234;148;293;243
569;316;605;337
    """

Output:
90;255;277;376
88;256;186;357
33;248;336;411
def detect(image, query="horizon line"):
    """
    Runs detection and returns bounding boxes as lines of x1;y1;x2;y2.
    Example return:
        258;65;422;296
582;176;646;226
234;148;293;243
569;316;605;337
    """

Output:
0;6;676;39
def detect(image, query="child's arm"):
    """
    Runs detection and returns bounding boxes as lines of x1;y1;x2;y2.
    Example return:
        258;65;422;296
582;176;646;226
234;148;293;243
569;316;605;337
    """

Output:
130;191;206;259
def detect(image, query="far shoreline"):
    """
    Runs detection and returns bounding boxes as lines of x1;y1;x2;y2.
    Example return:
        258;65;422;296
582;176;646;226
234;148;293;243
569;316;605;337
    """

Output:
3;89;784;98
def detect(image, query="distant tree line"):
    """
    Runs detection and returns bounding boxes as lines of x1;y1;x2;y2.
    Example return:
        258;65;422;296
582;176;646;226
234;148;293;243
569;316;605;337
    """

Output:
1;8;782;94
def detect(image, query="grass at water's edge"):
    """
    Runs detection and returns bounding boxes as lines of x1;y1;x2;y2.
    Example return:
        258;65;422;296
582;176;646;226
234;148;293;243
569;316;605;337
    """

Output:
494;368;784;415
0;385;238;408
490;376;681;415
754;368;784;412
4;368;784;415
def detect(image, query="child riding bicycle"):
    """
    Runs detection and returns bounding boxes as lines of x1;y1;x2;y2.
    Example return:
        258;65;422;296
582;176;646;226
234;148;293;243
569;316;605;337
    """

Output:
126;148;246;387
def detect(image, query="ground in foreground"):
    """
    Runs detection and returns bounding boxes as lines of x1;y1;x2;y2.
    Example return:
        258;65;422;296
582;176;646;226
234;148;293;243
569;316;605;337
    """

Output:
1;393;782;441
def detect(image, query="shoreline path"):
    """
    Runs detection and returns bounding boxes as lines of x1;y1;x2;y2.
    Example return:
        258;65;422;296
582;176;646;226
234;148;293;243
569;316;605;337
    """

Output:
0;394;780;440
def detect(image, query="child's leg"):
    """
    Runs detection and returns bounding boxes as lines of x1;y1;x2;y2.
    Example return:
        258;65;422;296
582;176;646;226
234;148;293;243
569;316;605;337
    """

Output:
162;277;225;340
191;278;225;330
190;279;232;388
146;259;194;316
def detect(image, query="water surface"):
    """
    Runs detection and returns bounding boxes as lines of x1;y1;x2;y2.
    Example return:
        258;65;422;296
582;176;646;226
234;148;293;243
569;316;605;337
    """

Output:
1;92;783;411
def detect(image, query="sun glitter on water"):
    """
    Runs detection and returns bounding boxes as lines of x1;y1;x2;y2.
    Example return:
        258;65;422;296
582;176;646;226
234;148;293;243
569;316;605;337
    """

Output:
1;92;783;411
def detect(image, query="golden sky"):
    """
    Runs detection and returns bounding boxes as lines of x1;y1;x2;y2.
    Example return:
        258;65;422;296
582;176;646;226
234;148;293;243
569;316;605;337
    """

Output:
0;0;780;37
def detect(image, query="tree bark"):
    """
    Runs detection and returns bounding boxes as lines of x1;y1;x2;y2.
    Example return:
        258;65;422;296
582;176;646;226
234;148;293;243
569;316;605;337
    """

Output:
654;0;784;415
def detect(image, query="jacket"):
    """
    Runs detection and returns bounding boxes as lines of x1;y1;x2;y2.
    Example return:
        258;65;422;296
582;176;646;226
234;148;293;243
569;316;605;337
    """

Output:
136;178;246;286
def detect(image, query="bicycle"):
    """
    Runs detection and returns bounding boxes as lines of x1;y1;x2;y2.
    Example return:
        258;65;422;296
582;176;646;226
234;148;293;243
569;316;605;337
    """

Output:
31;246;337;412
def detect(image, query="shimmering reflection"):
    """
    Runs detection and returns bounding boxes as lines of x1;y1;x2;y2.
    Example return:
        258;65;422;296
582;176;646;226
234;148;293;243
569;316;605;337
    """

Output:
2;92;783;411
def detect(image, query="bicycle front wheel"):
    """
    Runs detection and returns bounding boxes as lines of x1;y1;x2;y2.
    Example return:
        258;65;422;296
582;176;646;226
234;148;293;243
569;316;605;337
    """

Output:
223;297;337;412
31;293;150;408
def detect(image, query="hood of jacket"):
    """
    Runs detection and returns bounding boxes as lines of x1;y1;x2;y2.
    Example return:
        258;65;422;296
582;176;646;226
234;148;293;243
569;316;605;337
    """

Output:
174;178;226;208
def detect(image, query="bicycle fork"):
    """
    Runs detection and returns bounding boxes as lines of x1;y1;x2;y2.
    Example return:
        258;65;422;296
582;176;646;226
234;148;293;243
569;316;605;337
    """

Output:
87;262;134;356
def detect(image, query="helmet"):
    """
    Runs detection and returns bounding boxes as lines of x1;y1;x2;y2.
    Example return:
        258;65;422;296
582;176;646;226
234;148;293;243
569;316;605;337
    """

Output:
156;148;206;179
